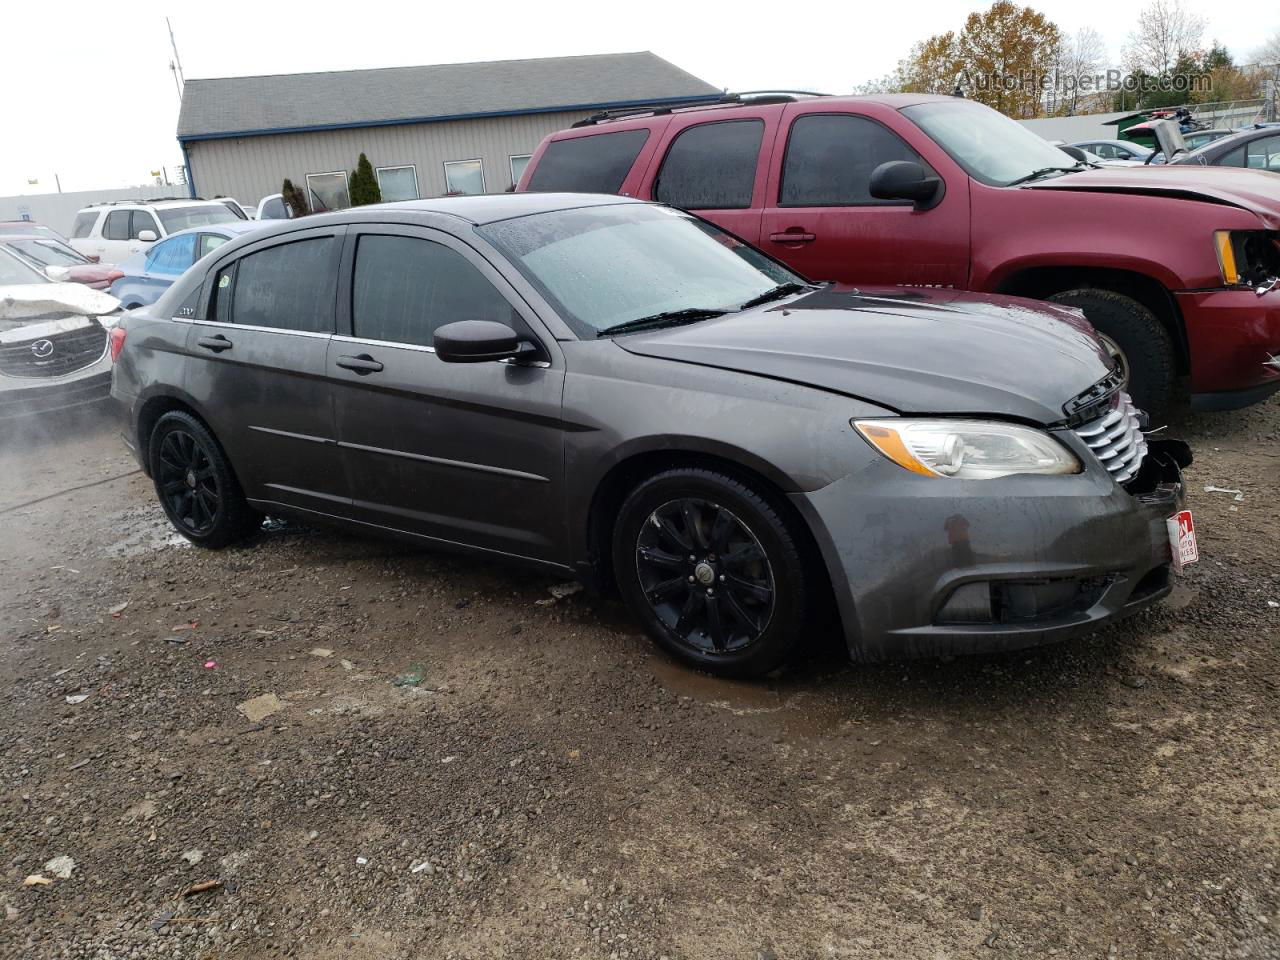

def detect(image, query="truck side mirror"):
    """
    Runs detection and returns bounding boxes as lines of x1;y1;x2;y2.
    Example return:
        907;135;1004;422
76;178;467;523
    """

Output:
869;161;943;210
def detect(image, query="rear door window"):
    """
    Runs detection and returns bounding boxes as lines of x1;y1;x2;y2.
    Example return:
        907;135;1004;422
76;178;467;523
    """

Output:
72;211;99;239
526;129;649;194
351;234;519;347
654;120;763;210
212;237;336;333
780;114;926;206
103;211;131;241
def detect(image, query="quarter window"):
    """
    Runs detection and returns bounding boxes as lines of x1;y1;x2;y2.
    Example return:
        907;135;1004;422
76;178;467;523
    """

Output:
212;237;336;333
146;234;196;274
259;196;288;220
197;233;230;259
72;211;98;239
525;129;649;194
351;234;518;348
655;120;763;210
781;115;925;206
443;160;485;196
103;211;131;241
1246;136;1280;170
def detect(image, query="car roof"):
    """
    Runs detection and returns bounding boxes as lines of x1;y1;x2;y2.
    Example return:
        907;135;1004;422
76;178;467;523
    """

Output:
376;192;645;225
77;198;230;213
161;220;266;240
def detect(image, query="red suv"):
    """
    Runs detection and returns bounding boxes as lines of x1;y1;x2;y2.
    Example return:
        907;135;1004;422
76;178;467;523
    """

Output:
518;93;1280;417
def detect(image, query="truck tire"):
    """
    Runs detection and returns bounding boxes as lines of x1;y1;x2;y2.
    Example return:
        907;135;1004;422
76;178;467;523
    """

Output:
1047;288;1175;420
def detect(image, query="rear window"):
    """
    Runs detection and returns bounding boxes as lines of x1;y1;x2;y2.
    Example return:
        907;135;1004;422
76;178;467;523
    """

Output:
72;211;99;239
526;129;649;194
156;205;240;233
654;120;763;210
103;210;131;241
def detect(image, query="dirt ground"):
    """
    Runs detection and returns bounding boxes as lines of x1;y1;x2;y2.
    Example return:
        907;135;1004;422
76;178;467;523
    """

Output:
0;398;1277;960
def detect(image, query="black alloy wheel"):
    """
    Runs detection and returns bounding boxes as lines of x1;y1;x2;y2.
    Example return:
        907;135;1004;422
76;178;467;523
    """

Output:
149;410;259;548
156;428;221;536
613;468;810;678
635;498;775;655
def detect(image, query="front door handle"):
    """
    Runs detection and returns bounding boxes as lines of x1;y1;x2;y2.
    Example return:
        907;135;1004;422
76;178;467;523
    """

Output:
196;335;233;352
768;229;816;243
336;354;384;374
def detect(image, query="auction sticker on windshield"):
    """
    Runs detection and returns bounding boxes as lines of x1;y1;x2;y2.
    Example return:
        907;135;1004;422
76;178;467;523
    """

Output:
1166;510;1199;571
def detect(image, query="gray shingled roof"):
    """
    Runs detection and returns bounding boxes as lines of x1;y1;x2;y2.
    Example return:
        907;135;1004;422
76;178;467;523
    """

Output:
177;51;719;140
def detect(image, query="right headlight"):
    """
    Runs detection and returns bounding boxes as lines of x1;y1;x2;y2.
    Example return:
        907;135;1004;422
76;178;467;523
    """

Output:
1214;230;1280;288
853;418;1082;479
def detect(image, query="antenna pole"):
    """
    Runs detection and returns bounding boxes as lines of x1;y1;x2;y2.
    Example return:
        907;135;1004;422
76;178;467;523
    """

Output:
166;17;185;92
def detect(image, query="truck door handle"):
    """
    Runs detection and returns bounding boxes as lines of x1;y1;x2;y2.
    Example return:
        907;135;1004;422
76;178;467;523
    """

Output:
196;335;233;352
769;230;816;243
336;354;384;374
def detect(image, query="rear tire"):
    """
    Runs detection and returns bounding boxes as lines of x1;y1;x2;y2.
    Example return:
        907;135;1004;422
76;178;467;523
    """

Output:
1047;288;1175;420
612;468;810;678
148;411;259;548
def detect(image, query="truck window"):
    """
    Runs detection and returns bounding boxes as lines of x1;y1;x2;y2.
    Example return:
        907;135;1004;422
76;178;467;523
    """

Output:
525;129;649;194
780;115;924;206
654;120;763;210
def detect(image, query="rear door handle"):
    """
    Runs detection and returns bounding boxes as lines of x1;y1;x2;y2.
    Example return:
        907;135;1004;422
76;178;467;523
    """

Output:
196;335;232;352
336;354;384;374
768;230;816;243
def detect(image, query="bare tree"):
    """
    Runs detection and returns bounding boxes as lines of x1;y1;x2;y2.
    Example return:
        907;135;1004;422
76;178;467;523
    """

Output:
1124;0;1206;76
1255;29;1280;66
1058;27;1108;113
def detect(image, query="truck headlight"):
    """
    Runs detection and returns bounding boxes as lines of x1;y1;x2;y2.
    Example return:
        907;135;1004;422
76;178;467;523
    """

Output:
853;419;1081;479
1215;230;1280;288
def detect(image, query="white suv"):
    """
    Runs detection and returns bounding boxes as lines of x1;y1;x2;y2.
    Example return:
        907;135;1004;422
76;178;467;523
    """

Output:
69;199;241;263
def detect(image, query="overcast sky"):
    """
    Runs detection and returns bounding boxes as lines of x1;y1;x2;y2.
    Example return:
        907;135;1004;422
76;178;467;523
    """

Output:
1;0;1271;196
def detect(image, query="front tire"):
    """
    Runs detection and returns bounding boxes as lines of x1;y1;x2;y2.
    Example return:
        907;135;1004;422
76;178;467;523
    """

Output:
148;411;259;548
1047;288;1175;420
612;468;810;678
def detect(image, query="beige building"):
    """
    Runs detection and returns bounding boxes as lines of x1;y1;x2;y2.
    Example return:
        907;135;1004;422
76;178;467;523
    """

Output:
176;52;717;210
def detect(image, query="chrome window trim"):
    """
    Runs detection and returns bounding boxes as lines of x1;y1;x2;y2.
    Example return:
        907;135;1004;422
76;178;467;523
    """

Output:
331;333;550;368
189;318;331;339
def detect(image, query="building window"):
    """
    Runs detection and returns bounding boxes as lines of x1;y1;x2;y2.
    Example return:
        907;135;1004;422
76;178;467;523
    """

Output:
305;172;351;212
375;165;419;202
509;155;532;189
443;159;485;196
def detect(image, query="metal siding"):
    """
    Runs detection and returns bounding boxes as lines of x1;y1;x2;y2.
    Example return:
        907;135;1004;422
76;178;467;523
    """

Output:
186;111;590;207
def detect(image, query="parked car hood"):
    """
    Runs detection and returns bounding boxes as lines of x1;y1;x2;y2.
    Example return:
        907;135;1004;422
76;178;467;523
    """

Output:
0;283;120;335
1026;166;1280;229
612;287;1113;424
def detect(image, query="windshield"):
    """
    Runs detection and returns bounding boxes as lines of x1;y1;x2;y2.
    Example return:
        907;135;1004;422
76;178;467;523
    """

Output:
903;100;1082;187
156;205;240;232
7;239;87;267
477;204;802;338
0;247;51;285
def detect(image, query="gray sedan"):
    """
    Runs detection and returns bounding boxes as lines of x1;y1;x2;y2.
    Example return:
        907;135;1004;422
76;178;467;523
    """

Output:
110;194;1193;677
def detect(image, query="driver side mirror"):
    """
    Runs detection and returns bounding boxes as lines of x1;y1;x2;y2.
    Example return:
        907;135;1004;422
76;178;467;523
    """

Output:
137;230;158;243
434;320;535;364
869;161;943;209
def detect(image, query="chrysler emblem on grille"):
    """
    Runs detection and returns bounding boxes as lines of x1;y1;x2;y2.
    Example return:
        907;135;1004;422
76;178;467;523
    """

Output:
31;339;55;359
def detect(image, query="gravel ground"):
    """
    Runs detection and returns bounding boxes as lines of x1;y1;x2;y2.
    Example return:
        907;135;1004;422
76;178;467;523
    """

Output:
0;400;1277;960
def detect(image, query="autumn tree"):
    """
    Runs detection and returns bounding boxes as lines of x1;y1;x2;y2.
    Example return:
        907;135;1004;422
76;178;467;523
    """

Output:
1051;27;1109;115
896;32;962;95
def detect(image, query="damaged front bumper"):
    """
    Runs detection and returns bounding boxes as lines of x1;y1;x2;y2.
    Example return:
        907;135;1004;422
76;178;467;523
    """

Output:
793;437;1191;662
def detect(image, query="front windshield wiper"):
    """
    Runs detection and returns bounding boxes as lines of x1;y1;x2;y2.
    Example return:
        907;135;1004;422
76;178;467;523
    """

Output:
596;307;728;338
1007;164;1084;186
738;282;812;311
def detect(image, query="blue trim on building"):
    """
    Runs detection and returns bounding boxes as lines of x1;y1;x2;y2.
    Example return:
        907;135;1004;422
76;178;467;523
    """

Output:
176;94;717;143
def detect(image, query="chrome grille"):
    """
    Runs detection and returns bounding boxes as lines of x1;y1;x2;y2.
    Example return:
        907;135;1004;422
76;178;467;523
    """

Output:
1073;391;1148;484
0;324;108;379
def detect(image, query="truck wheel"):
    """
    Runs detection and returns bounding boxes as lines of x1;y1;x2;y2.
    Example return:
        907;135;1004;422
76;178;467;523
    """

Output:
612;468;809;678
1047;289;1175;420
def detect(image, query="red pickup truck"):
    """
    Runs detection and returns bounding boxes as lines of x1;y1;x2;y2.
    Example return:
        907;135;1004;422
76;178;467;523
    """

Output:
517;93;1280;418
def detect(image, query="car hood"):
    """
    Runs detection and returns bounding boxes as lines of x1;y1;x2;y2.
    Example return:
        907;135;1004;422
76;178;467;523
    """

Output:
612;287;1113;424
0;283;120;336
1026;165;1280;228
